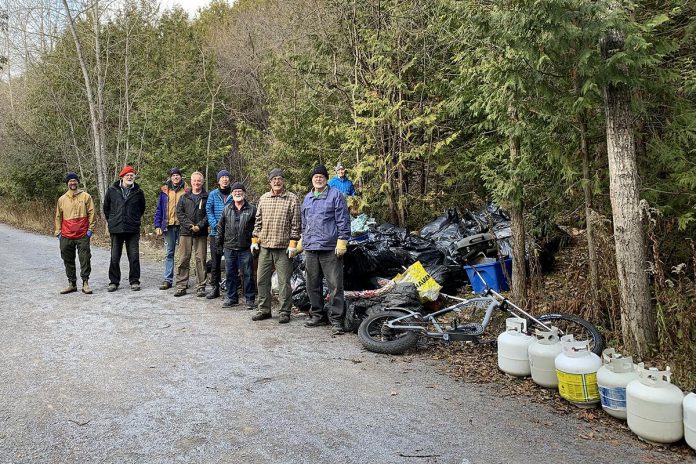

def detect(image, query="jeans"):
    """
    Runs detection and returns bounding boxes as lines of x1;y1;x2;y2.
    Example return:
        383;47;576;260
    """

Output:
109;232;140;285
305;250;345;326
59;235;91;283
163;225;180;284
257;247;292;316
223;248;255;304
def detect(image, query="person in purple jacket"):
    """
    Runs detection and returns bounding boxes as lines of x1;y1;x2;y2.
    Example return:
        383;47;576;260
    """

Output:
301;164;351;335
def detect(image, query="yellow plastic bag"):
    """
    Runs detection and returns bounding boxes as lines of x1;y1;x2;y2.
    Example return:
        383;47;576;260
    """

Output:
393;261;442;302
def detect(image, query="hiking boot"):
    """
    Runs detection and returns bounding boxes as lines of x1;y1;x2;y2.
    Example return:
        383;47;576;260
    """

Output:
159;281;172;290
174;288;187;297
206;287;220;299
107;283;118;292
81;281;93;295
251;311;272;321
222;299;238;308
245;302;255;311
331;325;345;335
130;283;141;291
304;315;329;327
196;288;206;297
60;282;77;294
278;313;291;324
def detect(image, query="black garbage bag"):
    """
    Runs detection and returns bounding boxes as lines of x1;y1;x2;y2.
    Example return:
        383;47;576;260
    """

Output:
430;222;467;263
492;224;513;257
420;209;459;239
424;264;468;294
460;209;487;236
376;223;409;243
403;234;435;251
406;248;445;267
292;283;311;311
344;282;421;333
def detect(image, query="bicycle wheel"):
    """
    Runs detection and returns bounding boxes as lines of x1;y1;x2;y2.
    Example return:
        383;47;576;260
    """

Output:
358;310;420;355
532;313;604;356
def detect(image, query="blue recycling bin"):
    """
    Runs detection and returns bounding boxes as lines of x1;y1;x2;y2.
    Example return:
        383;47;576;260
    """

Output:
463;258;513;293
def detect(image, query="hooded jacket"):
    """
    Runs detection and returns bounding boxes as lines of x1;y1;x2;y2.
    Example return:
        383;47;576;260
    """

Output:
154;179;189;231
54;189;96;239
103;180;146;234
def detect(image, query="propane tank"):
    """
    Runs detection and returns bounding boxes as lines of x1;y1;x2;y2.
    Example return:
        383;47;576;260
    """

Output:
596;348;639;420
626;366;684;444
497;317;533;377
528;327;562;388
685;390;696;451
554;335;601;408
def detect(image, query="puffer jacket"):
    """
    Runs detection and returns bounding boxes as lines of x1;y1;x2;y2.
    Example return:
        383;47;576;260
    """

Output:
216;200;257;250
206;188;233;237
103;180;146;234
154;180;189;231
176;190;209;237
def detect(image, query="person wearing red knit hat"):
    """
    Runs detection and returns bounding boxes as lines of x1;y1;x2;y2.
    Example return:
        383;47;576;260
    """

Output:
103;166;146;291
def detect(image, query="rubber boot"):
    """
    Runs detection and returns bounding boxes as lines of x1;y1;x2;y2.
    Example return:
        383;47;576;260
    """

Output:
82;280;93;294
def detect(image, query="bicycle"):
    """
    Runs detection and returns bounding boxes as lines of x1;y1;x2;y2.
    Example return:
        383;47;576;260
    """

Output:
357;260;604;356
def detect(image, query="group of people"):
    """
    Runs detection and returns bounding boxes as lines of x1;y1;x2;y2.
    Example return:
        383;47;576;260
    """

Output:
54;163;357;335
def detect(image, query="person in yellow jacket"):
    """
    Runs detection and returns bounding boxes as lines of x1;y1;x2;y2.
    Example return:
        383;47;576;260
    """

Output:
54;172;96;294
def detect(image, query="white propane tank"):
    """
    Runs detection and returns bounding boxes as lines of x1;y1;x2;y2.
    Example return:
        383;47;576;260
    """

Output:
685;390;696;451
497;317;534;377
596;348;639;420
554;335;602;407
626;366;684;444
528;327;562;388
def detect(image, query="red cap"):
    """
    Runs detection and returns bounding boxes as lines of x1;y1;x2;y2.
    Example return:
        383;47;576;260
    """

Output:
119;166;135;177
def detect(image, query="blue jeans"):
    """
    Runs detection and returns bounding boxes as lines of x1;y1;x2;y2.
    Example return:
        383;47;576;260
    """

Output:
224;248;255;304
163;225;180;284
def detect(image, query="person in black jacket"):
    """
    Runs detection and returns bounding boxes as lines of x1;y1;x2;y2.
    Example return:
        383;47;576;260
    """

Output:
173;171;209;297
216;182;257;309
103;166;146;291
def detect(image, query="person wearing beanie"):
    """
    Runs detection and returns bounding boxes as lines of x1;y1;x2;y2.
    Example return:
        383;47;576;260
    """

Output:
55;172;96;294
250;168;301;323
103;166;146;291
204;169;233;298
328;162;357;196
301;164;351;335
216;182;257;309
154;167;190;290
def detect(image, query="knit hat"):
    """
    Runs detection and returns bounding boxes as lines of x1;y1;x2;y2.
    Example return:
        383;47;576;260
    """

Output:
169;167;182;176
119;166;135;177
311;164;329;179
268;168;284;180
65;172;79;183
217;170;231;181
230;182;246;192
335;163;345;171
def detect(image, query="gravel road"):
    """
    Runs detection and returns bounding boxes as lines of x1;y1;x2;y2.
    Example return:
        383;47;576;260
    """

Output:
0;223;690;464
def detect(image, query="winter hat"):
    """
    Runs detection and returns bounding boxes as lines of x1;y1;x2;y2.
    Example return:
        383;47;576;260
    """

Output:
335;163;345;171
230;182;246;192
169;167;182;176
311;164;329;179
217;170;231;181
119;166;135;177
268;168;284;180
65;172;79;183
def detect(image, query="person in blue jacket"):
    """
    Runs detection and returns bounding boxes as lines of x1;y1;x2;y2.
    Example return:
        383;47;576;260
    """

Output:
301;164;351;335
327;163;356;196
205;170;233;299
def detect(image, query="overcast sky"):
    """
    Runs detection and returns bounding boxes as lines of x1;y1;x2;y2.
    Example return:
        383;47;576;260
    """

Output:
159;0;220;17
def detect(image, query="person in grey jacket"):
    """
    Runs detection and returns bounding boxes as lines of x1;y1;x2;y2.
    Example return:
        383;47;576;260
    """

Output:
216;182;257;309
301;164;351;334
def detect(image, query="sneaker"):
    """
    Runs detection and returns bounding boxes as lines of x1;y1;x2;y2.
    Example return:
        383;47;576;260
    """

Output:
60;282;77;294
107;283;119;292
222;299;238;308
251;311;272;321
159;281;172;290
130;283;141;291
174;288;187;297
278;313;291;324
331;325;345;336
81;281;93;295
196;288;206;297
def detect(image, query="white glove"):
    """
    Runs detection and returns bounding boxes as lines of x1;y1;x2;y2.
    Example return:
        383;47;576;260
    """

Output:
287;247;297;258
250;243;259;254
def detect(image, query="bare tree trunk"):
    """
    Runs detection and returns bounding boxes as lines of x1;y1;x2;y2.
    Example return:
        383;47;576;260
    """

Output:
508;130;527;304
601;29;655;357
578;111;600;310
61;0;108;213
